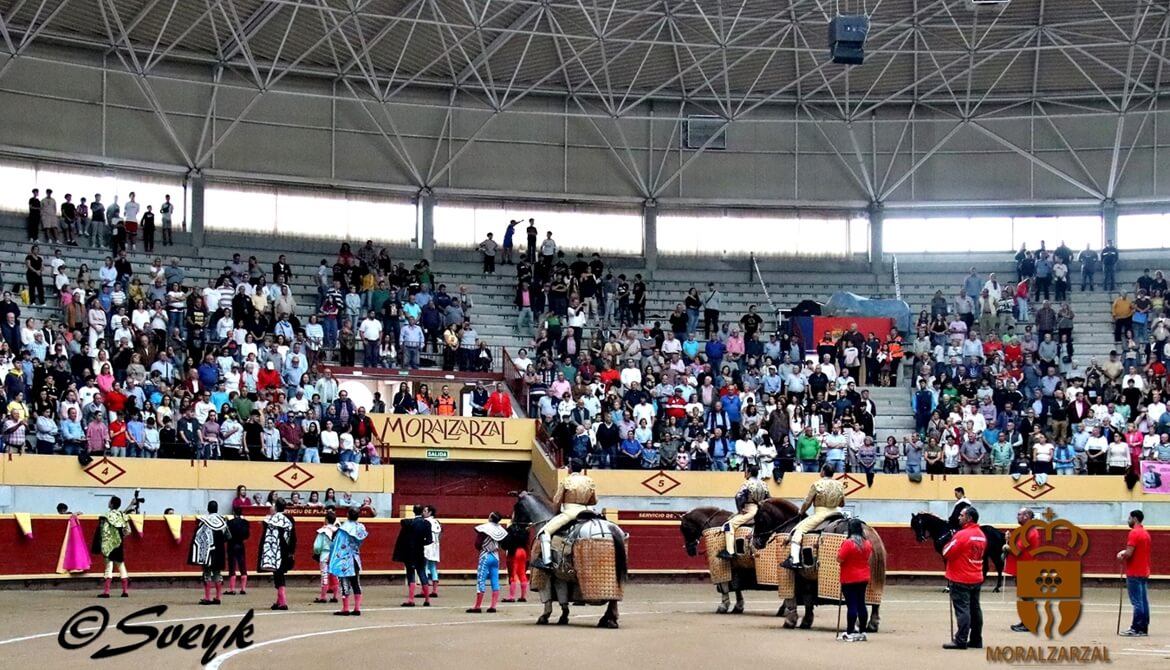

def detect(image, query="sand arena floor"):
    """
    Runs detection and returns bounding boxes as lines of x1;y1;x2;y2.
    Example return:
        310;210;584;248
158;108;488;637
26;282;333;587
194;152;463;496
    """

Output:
0;581;1165;669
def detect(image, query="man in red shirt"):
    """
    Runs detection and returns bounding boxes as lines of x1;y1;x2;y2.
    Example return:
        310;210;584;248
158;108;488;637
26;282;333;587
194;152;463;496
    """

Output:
108;413;128;458
942;506;987;650
1009;508;1042;632
664;389;687;421
484;383;512;418
1117;509;1152;636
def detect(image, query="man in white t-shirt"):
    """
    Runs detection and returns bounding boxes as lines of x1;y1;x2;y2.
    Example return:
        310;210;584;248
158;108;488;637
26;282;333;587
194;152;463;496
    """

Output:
194;392;216;423
632;396;655;428
511;348;533;375
359;310;383;368
1147;391;1167;425
539;231;557;273
619;359;642;389
287;388;310;414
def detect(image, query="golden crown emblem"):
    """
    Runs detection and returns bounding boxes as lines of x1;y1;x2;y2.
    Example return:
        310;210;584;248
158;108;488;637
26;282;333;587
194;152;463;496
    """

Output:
1008;508;1090;558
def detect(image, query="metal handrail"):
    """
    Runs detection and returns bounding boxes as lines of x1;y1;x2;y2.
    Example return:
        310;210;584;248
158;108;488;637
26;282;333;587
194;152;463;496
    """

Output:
892;254;903;302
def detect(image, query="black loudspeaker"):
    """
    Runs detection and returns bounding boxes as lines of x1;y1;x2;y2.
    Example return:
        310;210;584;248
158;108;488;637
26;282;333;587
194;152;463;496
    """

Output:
829;15;868;65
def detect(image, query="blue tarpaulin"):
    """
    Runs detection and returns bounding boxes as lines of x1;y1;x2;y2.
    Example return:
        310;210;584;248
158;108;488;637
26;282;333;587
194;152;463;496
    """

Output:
822;292;912;334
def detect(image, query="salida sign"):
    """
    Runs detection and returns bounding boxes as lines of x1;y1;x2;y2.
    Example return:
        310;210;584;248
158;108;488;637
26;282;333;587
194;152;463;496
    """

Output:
370;414;533;450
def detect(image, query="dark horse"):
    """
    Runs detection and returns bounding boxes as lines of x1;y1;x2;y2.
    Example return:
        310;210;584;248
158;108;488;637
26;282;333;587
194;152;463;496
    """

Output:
680;505;786;616
750;499;886;632
910;512;1006;592
513;491;627;628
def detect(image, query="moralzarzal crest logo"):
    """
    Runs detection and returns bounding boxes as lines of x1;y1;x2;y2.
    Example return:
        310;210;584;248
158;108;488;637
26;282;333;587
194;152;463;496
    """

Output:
1010;507;1089;637
987;508;1109;665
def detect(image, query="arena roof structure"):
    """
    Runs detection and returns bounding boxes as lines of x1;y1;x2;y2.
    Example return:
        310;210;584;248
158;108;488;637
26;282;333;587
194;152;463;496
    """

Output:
1;0;1170;208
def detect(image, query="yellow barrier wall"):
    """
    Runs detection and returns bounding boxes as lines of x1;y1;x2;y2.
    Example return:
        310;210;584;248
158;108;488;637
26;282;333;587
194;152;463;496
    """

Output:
0;455;393;493
369;413;536;461
589;470;1162;503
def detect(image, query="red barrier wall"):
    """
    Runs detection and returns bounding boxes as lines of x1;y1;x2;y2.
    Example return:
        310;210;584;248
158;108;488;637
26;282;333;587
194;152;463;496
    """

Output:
6;517;1166;579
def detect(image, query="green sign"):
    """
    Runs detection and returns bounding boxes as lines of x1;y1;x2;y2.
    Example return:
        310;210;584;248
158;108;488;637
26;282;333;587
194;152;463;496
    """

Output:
426;449;450;460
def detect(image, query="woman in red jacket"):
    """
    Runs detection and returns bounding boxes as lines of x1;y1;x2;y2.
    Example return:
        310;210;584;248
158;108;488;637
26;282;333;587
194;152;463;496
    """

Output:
836;518;873;642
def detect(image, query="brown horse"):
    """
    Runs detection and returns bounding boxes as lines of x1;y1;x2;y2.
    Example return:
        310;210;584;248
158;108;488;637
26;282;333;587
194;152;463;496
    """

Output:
513;491;626;628
750;499;885;632
680;504;786;616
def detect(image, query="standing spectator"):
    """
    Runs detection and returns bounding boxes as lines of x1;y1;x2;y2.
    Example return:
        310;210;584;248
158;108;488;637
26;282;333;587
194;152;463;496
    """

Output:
954;290;975;329
1033;253;1053;300
962;268;982;302
485;383;512;418
478;233;498;274
703;282;722;339
1112;293;1134;344
524;218;538;264
538;231;557;276
631;274;647;325
1078;244;1098;291
1052;256;1068;302
359;310;382;368
502;220;518;265
90;194;105;248
123;192;140;252
141;206;156;253
25;244;45;306
1101;239;1119;292
399;316;424;370
27;188;40;242
60;193;77;245
159;194;174;246
41;189;58;244
1117;509;1151;637
942;506;986;650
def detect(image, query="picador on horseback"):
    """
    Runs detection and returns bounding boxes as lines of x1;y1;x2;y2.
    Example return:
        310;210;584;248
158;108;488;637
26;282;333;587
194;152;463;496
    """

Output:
717;464;770;560
532;459;598;571
783;464;847;570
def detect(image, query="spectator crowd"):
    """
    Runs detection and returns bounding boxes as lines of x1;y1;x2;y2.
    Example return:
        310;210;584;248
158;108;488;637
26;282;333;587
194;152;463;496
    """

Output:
2;183;505;464
10;191;1170;484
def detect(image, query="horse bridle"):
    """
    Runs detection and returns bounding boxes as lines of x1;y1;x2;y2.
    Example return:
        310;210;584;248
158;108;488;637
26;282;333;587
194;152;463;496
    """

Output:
752;511;801;546
683;509;721;546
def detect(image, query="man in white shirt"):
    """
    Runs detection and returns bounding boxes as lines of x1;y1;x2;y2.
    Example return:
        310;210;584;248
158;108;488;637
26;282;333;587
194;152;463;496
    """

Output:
1147;391;1167;425
99;258;118;288
539;232;557;268
288;388;310;414
194;393;216;423
359;310;383;368
632;397;655;428
661;332;682;356
220;413;244;459
123;192;140;223
315;368;339;405
619;359;642;389
477;233;499;275
511;348;534;374
1122;367;1145;391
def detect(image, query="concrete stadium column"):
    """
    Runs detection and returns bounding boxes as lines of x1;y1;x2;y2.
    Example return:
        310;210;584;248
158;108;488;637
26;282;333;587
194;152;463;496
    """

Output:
189;172;205;248
643;199;658;275
418;188;435;260
1102;198;1118;246
867;201;883;271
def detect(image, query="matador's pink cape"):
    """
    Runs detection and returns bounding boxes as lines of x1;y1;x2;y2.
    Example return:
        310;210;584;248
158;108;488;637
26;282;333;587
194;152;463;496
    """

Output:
58;514;92;574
